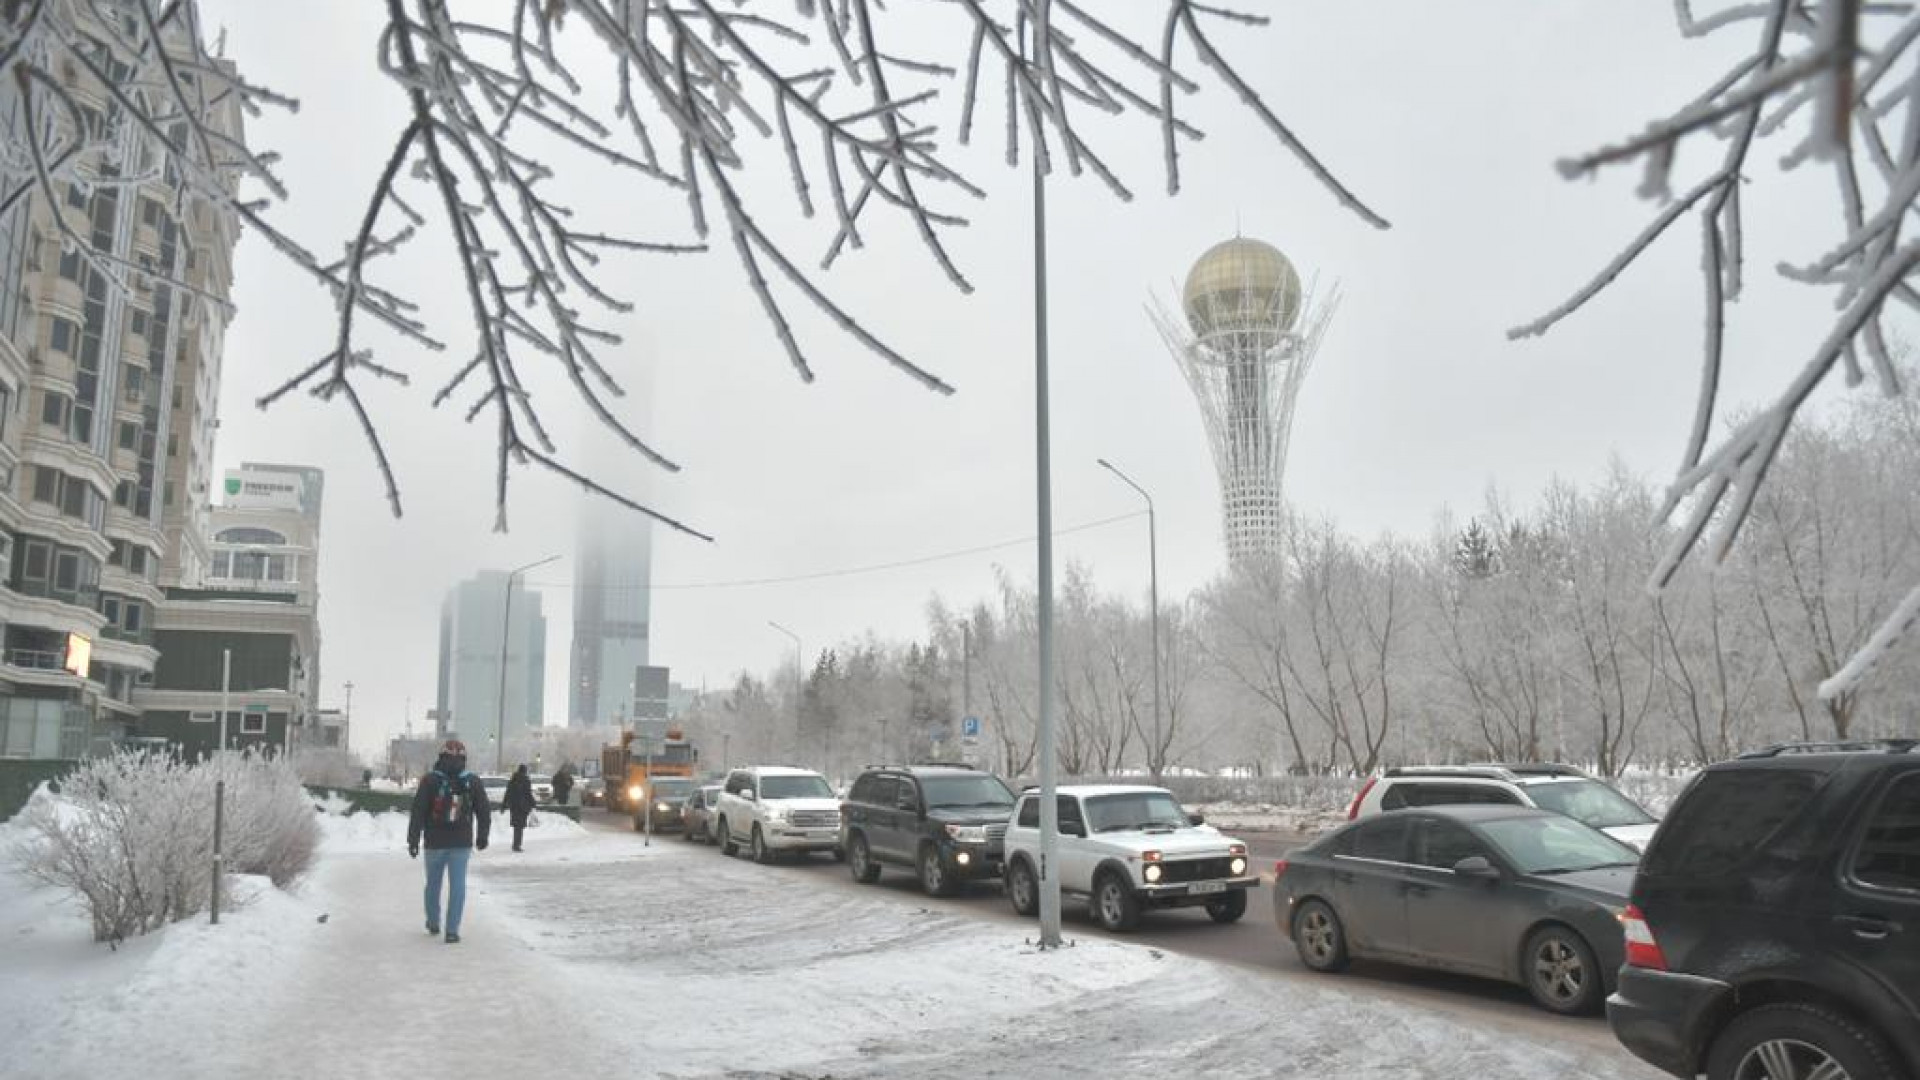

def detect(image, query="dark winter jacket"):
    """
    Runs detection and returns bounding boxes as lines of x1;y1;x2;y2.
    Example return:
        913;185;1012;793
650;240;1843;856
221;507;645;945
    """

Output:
408;754;493;851
552;770;574;803
505;769;537;826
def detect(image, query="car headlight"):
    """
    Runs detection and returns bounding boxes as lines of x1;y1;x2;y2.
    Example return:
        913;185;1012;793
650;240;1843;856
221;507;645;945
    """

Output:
944;824;989;844
626;785;642;801
766;806;788;821
654;802;671;813
1144;863;1163;883
1230;857;1247;876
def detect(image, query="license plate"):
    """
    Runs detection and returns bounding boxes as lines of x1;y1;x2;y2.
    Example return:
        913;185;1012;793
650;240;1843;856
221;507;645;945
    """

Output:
1190;881;1227;895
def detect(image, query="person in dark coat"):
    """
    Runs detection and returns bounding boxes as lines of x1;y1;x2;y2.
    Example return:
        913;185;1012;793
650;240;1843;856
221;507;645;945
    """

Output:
551;766;574;807
407;739;491;943
504;764;537;852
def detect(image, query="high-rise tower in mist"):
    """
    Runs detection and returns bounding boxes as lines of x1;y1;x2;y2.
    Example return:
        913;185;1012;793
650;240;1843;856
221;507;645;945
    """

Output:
568;497;652;727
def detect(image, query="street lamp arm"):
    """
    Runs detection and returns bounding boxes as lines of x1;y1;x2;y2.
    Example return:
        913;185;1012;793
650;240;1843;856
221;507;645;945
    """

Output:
1097;458;1154;511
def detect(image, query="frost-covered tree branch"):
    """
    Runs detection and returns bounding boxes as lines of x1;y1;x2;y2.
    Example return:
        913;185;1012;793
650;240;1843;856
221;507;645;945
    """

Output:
1;0;1386;535
1511;0;1920;701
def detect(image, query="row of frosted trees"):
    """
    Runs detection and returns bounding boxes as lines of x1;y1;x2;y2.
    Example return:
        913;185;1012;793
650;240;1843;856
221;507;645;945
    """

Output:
677;392;1920;780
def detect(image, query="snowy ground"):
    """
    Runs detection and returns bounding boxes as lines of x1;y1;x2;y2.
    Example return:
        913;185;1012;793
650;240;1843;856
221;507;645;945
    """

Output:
1;804;1662;1080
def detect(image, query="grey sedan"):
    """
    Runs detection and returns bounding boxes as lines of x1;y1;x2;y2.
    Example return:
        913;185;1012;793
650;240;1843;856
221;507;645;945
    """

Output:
681;784;723;844
1273;804;1639;1015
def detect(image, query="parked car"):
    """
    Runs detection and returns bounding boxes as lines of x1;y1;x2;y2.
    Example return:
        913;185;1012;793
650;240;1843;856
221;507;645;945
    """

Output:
1608;739;1920;1080
580;776;606;808
478;774;509;810
632;776;698;833
530;773;554;804
1002;784;1257;932
1347;763;1660;850
682;785;723;844
842;764;1017;896
1276;804;1638;1015
712;766;844;863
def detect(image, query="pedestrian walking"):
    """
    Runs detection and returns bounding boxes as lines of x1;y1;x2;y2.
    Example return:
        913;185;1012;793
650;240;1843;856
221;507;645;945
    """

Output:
505;763;537;852
552;765;574;807
407;739;491;944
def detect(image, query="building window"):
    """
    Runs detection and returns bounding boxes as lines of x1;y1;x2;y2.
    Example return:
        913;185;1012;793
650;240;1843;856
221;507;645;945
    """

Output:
189;711;214;724
140;200;162;227
128;546;148;576
241;711;266;735
118;420;138;451
166;431;177;458
52;550;78;594
123;603;142;633
211;550;229;578
129;310;148;336
20;540;50;583
122;365;145;403
216;528;287;546
0;383;10;440
48;317;76;355
57;248;81;282
40;391;67;428
107;539;125;566
65;183;87;210
113;480;132;508
162;480;173;508
31;467;56;504
101;595;120;623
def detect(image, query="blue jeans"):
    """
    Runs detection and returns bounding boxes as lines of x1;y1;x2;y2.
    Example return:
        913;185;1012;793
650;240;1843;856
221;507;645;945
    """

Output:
423;847;471;935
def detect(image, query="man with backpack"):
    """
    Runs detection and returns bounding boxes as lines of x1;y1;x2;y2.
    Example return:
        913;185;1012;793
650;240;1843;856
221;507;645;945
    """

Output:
407;739;491;943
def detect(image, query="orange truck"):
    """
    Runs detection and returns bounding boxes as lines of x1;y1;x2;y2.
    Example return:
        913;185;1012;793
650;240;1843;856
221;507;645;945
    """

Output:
600;728;699;828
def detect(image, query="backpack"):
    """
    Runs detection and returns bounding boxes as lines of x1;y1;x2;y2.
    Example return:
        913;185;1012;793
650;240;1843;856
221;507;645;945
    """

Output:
429;770;475;827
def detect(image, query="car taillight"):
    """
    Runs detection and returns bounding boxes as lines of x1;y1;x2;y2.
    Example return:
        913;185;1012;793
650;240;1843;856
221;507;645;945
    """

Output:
1620;904;1668;971
1273;859;1289;879
1347;776;1379;820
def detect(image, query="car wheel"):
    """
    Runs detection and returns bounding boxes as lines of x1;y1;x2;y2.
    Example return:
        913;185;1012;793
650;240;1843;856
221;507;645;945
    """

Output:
1005;858;1039;917
1093;871;1141;932
1204;889;1247;924
1708;1003;1902;1080
831;846;846;863
751;825;772;864
1292;899;1349;973
919;844;956;898
1523;926;1602;1016
717;819;736;857
849;834;881;883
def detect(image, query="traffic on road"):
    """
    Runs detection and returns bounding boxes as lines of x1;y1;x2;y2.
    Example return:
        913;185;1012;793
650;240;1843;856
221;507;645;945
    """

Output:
582;737;1920;1080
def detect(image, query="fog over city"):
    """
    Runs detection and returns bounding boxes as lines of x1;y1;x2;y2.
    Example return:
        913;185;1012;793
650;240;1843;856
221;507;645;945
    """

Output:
200;2;1845;753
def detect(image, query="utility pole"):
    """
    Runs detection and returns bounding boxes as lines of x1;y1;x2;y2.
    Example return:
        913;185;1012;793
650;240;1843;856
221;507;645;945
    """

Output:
343;680;354;760
1024;20;1063;950
959;621;972;721
496;555;560;773
1098;458;1162;783
768;620;806;767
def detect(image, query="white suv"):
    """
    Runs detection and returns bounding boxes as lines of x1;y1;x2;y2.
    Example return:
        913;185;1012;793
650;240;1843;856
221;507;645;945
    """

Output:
1001;784;1258;932
1347;764;1660;850
713;766;844;863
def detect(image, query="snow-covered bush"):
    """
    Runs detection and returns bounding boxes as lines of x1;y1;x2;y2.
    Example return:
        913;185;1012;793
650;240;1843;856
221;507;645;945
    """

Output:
13;750;320;943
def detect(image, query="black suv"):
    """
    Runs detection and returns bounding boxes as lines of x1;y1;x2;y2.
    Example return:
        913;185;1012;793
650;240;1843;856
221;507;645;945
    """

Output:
1609;740;1920;1080
841;765;1017;896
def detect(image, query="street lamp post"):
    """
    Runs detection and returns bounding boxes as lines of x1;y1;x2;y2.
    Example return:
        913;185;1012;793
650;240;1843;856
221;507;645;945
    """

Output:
497;555;560;773
1098;458;1162;783
768;621;806;769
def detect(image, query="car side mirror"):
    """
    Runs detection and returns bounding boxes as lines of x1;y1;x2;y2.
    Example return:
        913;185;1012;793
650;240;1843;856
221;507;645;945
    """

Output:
1058;821;1085;838
742;790;756;802
897;795;921;814
1453;855;1500;880
1186;812;1206;827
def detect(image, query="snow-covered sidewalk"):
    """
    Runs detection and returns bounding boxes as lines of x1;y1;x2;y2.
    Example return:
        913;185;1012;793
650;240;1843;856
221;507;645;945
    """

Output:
2;808;1663;1079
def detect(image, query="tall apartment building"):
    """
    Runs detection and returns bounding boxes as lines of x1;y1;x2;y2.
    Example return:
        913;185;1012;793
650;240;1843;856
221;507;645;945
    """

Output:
436;572;547;753
0;3;243;759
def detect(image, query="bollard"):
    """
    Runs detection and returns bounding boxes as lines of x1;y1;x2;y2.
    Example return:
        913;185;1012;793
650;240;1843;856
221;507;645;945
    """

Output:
210;778;225;925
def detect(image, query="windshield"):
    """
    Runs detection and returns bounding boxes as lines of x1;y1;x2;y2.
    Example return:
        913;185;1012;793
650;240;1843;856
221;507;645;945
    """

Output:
920;774;1015;810
1478;816;1641;875
530;774;551;785
652;779;696;797
1086;791;1188;833
760;775;833;800
1524;779;1655;829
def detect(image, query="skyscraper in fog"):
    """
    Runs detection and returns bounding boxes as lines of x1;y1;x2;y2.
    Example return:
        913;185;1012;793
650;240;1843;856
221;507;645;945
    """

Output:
568;498;652;727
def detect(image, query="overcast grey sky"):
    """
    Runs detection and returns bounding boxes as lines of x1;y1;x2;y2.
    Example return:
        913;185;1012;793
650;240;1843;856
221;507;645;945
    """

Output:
200;2;1851;756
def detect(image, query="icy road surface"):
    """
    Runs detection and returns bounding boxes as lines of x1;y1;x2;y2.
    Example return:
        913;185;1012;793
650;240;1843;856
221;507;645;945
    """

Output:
2;809;1665;1079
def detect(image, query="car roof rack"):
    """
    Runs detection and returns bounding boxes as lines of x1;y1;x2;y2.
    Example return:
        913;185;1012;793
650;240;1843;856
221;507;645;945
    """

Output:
1479;762;1590;778
1738;739;1918;758
911;761;978;770
1383;763;1591;782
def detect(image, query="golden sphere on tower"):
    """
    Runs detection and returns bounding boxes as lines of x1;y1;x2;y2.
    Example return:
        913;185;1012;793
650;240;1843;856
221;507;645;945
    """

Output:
1182;237;1302;338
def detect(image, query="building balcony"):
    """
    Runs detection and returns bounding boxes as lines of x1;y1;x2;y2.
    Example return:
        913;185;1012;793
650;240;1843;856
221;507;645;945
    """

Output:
7;648;66;672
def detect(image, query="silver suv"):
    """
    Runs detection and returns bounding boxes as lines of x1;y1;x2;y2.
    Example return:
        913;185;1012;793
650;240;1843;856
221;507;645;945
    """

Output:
1348;764;1659;851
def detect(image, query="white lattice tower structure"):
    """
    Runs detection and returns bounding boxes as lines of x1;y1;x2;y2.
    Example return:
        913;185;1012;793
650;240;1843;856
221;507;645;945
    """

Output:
1153;237;1337;564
